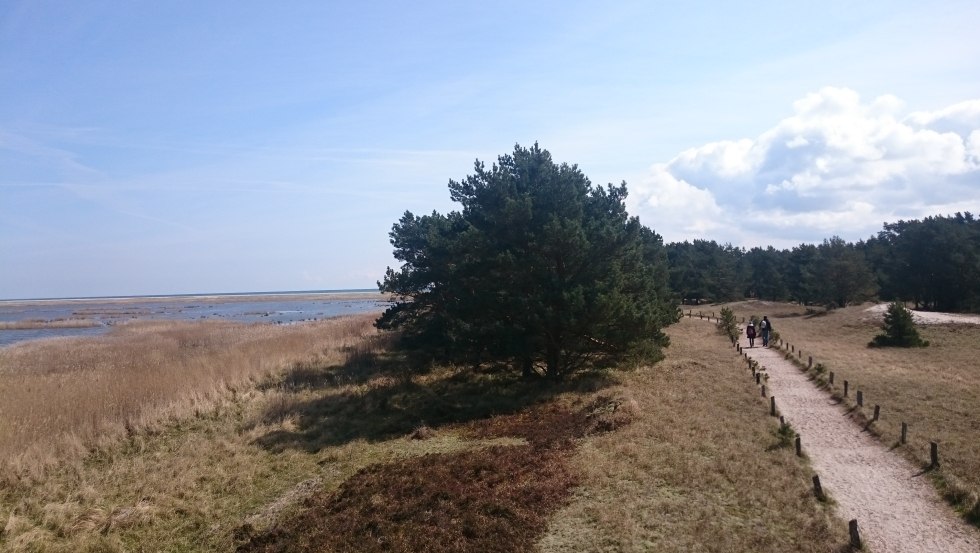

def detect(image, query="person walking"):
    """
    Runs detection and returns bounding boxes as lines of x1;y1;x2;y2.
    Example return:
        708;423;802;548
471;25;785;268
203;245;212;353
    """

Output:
746;321;756;347
760;316;772;347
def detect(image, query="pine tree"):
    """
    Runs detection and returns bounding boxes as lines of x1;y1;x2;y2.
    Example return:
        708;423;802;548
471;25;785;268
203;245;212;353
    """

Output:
869;302;929;348
377;144;678;379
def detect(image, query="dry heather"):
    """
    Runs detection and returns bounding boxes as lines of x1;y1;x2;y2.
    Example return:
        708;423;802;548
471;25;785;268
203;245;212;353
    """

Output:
721;300;980;523
0;314;382;482
539;317;850;552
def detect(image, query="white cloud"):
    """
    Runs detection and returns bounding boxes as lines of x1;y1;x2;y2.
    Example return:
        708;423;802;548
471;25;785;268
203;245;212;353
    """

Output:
631;87;980;247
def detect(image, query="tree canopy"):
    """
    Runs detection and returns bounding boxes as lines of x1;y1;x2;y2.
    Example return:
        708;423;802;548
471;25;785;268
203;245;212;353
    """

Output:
377;143;678;379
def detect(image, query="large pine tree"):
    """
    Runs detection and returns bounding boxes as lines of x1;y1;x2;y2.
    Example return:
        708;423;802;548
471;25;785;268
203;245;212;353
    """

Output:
377;144;678;379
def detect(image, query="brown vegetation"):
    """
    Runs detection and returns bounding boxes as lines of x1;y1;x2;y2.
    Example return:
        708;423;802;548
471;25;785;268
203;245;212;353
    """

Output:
1;311;854;552
538;318;849;552
0;315;382;482
722;300;980;523
0;318;101;330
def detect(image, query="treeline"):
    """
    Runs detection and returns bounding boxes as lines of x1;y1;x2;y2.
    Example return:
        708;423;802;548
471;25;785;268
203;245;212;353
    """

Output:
667;212;980;313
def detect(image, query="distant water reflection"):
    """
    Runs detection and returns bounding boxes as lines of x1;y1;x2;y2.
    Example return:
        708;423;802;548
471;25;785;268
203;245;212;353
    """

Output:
0;291;388;348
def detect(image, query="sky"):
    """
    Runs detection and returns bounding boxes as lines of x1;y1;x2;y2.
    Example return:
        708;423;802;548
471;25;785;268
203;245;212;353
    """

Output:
2;1;979;299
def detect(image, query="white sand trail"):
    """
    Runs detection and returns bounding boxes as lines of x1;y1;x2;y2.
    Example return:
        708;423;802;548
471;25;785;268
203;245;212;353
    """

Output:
741;343;979;553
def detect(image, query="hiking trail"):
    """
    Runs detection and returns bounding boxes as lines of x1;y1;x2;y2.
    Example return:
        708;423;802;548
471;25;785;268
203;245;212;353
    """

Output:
740;341;978;552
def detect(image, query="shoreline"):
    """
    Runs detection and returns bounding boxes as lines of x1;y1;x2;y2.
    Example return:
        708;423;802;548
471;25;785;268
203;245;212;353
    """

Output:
0;290;386;307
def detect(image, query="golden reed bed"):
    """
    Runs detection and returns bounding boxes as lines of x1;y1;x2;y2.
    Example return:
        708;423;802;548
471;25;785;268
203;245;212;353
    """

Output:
0;314;381;483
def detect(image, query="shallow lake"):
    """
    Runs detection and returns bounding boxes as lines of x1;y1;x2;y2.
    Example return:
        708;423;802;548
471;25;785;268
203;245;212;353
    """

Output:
0;290;389;347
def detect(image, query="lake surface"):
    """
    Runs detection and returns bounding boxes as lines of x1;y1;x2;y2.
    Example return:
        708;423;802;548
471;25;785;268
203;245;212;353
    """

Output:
0;290;389;347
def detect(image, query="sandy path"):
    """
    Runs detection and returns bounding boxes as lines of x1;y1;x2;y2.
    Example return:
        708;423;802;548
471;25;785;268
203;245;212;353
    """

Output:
741;343;979;553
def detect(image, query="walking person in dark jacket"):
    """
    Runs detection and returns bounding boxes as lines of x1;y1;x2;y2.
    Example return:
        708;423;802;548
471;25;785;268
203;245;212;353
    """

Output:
760;316;772;347
746;321;756;347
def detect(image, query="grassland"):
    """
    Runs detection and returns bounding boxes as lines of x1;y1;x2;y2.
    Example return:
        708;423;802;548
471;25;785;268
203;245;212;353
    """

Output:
1;314;854;551
719;300;980;524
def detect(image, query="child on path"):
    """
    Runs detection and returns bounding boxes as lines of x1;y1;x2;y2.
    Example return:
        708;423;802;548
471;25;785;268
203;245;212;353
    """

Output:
746;321;756;347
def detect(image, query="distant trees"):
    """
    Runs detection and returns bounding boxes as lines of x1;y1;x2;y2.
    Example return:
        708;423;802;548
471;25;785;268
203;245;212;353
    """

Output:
377;144;678;379
873;214;980;312
666;240;740;304
809;237;878;308
659;212;979;313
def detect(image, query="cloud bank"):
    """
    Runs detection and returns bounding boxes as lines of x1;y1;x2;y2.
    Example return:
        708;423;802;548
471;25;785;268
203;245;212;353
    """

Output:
631;87;980;247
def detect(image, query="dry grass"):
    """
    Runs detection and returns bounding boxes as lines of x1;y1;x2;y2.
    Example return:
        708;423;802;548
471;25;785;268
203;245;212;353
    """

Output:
0;318;101;330
0;315;382;482
720;300;980;523
539;317;851;552
1;311;856;552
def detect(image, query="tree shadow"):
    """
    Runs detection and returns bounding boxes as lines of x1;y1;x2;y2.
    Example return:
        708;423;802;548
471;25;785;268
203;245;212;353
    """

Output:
250;351;618;454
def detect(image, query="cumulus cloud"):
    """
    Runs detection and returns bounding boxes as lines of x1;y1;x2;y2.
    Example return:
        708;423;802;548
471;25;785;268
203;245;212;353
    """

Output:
631;87;980;246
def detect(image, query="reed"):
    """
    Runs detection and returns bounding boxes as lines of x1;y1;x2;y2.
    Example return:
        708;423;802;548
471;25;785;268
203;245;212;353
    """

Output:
0;314;381;482
0;318;101;330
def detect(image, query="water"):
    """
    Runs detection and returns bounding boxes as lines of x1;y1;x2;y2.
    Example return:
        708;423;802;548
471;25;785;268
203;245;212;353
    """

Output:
0;290;389;348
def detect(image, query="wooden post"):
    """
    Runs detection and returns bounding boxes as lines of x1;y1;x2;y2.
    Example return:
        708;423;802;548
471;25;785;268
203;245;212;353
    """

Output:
930;442;939;468
756;373;761;384
857;390;863;407
779;415;785;427
829;371;835;385
751;364;756;376
808;356;813;368
812;475;825;500
844;380;849;396
849;519;862;549
901;422;908;444
699;312;703;319
791;344;795;352
770;396;776;416
795;435;802;456
873;405;880;421
798;350;802;359
762;385;767;398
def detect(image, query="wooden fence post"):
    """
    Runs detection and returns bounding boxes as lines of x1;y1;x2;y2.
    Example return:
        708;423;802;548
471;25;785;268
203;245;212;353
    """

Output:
849;520;862;549
873;405;880;421
930;442;939;468
844;380;849;396
901;422;907;444
770;396;776;416
761;385;767;398
812;475;825;500
756;373;761;384
808;356;813;368
857;390;863;407
829;371;835;385
795;435;802;456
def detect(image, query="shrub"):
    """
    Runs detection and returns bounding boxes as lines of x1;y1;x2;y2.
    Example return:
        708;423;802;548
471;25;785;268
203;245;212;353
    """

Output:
869;302;929;348
717;307;739;343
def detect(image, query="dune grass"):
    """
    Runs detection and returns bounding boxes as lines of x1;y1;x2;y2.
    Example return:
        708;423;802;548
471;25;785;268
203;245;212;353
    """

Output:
538;317;849;552
1;313;854;552
720;300;980;523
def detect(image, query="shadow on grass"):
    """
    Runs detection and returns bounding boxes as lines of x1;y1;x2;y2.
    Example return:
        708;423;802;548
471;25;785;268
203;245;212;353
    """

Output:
251;349;618;453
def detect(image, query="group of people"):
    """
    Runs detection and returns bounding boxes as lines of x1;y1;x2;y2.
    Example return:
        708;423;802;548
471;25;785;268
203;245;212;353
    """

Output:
746;315;772;348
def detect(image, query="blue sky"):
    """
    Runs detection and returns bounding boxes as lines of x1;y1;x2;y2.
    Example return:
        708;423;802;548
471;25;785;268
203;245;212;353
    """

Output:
2;1;979;299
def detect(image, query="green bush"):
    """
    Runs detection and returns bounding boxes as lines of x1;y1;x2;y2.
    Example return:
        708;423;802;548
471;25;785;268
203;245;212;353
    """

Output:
869;302;929;348
717;307;739;342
